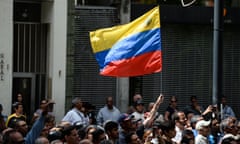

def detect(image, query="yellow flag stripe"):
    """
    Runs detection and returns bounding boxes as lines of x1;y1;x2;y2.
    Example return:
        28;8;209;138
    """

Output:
90;6;160;53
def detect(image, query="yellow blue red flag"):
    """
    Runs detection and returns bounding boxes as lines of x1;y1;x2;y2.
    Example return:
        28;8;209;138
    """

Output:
89;6;162;77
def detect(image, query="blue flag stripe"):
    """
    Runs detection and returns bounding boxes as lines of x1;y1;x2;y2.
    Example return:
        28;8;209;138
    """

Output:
94;28;161;69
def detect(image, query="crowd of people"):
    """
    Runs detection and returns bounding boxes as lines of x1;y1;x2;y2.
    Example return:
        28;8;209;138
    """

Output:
0;93;239;144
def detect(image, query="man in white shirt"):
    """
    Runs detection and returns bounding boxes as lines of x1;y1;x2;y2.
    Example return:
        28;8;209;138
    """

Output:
62;97;89;126
131;100;145;121
195;120;211;144
172;111;187;144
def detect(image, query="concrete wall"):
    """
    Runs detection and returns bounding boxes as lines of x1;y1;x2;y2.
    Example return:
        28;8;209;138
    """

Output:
116;0;131;113
0;0;67;122
0;0;13;116
42;0;67;122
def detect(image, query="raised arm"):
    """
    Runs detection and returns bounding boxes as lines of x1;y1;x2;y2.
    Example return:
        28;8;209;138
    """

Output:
143;94;164;127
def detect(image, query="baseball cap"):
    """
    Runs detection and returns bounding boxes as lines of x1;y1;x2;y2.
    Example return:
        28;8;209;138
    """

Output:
118;113;134;123
195;120;211;130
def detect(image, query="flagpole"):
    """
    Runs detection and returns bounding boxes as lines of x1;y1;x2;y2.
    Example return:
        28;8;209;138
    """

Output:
158;5;163;95
160;70;163;95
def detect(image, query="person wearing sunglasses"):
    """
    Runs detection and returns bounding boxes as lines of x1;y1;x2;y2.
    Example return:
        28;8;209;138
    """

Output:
164;96;178;121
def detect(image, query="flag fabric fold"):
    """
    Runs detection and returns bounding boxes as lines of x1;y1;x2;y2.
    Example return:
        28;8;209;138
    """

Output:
89;6;162;77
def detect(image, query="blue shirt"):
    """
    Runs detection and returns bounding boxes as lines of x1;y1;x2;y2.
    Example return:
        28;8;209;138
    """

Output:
96;105;121;126
25;114;45;144
62;108;89;126
221;105;235;120
118;130;127;144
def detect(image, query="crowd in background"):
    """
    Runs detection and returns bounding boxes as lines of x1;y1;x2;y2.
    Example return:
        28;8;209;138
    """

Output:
0;93;239;144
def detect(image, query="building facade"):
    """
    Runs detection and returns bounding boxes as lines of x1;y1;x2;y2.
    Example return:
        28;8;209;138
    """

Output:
0;0;67;122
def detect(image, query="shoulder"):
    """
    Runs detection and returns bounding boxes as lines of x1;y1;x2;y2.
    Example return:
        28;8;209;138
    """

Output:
67;109;75;113
166;105;174;111
98;107;106;112
113;106;120;111
132;111;137;115
195;135;202;141
65;109;77;115
226;105;233;109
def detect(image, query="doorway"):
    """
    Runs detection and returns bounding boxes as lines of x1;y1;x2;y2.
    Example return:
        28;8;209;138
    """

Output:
13;1;48;122
12;73;35;123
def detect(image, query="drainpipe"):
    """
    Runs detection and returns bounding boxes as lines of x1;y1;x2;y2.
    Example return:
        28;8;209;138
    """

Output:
212;0;224;105
116;0;130;113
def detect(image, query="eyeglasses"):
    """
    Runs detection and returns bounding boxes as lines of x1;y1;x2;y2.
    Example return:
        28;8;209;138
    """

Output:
171;100;177;103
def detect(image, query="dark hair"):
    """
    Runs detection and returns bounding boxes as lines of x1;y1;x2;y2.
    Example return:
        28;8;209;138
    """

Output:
3;129;24;144
92;127;105;144
2;129;15;144
104;121;118;133
220;94;225;99
221;137;237;144
170;96;177;102
62;125;76;136
181;129;194;144
7;117;26;128
12;102;23;110
190;95;197;101
48;130;63;142
125;132;136;144
182;129;194;137
172;111;180;121
158;120;175;134
45;115;55;123
82;102;96;110
134;100;144;107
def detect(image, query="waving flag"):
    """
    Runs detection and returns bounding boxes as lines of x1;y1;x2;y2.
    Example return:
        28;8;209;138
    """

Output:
89;6;162;77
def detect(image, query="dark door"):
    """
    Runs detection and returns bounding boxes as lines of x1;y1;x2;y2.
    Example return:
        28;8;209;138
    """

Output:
12;73;35;123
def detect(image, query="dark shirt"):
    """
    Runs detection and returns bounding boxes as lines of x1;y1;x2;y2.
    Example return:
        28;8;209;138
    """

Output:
184;105;203;115
0;114;7;132
118;130;128;144
164;140;173;144
165;105;177;120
